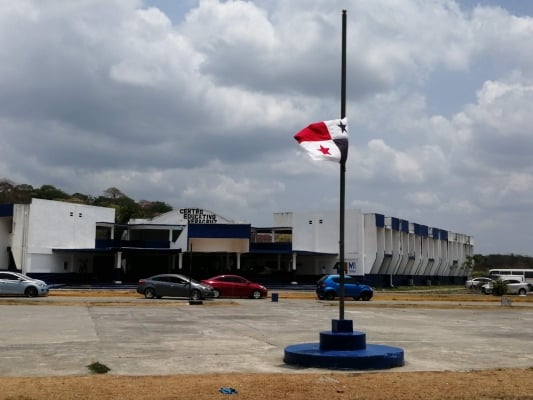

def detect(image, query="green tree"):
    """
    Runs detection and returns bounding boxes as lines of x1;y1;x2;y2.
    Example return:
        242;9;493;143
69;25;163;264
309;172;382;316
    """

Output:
137;200;172;219
491;279;508;296
102;187;126;200
96;187;140;224
69;192;95;205
0;181;35;204
33;184;69;201
0;180;15;203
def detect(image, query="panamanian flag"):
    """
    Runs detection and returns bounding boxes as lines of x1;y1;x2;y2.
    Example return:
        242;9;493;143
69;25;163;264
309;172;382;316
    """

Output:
294;118;348;164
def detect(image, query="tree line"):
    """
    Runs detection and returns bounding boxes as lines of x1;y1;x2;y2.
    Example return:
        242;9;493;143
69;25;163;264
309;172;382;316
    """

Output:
0;179;172;224
469;254;533;273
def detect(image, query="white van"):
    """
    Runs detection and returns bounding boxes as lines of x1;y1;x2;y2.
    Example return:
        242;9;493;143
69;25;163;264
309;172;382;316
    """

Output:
490;274;525;283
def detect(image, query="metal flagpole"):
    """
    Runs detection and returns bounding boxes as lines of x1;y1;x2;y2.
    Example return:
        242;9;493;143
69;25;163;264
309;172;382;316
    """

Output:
339;9;347;320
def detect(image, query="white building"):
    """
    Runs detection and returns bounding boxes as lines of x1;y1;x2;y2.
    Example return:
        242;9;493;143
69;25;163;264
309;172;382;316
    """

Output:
0;199;115;277
0;199;474;286
278;210;474;286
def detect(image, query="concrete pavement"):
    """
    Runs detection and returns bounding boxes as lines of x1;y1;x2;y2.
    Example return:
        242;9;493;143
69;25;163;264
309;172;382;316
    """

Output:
0;295;532;376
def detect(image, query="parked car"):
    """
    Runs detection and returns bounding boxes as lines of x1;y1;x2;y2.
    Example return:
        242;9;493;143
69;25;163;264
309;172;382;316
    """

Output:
316;274;373;301
137;274;215;300
201;275;267;299
481;278;530;296
0;271;49;297
465;277;493;290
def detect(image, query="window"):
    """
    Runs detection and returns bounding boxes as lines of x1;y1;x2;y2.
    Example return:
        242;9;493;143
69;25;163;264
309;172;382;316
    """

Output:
0;273;18;281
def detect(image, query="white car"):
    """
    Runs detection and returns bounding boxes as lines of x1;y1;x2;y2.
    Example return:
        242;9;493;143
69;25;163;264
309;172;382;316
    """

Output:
465;277;493;289
481;279;530;296
0;271;49;297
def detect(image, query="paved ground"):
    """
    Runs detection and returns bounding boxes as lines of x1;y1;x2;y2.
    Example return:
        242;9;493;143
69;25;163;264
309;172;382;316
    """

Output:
1;295;533;376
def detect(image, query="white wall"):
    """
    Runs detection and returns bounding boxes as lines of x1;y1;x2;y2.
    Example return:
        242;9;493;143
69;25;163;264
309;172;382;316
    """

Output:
363;214;379;275
23;199;114;273
28;199;114;251
291;211;339;253
273;212;293;227
290;209;364;275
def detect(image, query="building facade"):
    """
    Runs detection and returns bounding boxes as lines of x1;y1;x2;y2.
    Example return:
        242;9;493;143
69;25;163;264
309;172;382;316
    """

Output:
0;199;474;286
279;210;474;286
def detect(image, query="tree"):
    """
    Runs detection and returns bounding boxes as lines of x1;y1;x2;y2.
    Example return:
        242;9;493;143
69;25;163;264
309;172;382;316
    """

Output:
69;193;95;205
491;279;508;296
95;187;140;224
0;179;176;224
102;187;126;200
33;185;69;201
0;181;34;204
13;184;34;203
137;200;172;219
0;180;15;203
462;255;475;275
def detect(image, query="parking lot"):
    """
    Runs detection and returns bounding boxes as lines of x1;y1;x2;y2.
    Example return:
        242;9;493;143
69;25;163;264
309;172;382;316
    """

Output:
1;294;532;376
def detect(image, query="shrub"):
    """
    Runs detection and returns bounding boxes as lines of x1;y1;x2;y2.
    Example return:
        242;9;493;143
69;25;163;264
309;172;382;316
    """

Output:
491;280;508;296
87;361;111;374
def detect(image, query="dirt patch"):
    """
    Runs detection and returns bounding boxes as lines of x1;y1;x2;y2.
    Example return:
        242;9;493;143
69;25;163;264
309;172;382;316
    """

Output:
1;369;532;400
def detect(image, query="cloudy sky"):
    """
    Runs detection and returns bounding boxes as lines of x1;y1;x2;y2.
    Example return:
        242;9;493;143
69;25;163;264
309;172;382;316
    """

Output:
2;0;533;255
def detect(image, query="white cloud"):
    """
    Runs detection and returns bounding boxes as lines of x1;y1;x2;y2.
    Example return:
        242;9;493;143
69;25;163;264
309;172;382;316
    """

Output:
2;0;533;254
406;191;440;207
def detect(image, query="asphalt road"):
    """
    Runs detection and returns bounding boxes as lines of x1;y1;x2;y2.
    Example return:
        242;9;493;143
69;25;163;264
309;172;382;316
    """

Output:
1;295;532;376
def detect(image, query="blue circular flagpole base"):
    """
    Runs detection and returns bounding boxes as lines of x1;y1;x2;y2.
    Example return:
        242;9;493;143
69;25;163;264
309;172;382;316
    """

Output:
284;342;404;370
283;319;404;370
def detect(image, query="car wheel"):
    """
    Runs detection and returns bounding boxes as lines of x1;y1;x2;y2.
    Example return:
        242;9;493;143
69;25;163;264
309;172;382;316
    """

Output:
144;288;156;299
25;287;38;298
251;290;262;299
482;288;490;295
213;289;221;298
325;292;336;300
361;292;372;301
518;288;526;295
190;289;201;301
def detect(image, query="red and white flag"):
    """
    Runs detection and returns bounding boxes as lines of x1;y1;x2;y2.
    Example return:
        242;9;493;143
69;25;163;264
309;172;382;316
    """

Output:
294;118;348;164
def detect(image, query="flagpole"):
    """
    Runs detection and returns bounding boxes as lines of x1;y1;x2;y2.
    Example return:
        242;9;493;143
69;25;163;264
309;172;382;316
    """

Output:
339;9;347;320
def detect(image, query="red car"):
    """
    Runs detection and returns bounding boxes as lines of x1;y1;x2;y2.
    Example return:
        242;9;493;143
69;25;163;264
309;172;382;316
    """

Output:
201;275;267;299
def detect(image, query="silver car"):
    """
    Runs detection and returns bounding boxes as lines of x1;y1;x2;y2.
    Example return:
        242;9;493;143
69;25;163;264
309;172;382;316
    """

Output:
136;274;215;300
481;278;530;295
465;277;493;289
0;271;49;297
